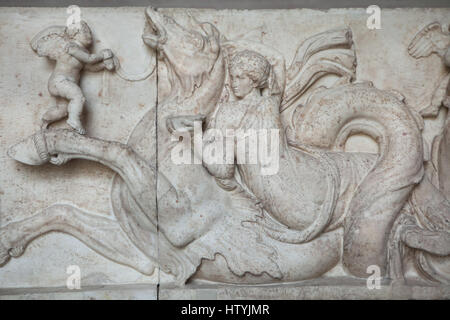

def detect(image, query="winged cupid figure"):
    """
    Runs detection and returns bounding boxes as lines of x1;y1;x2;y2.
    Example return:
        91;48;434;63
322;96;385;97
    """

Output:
31;21;117;138
408;22;450;115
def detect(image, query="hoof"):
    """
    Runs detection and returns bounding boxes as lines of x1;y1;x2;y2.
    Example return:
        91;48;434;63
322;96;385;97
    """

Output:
136;261;155;276
9;245;25;258
0;229;26;263
7;131;49;165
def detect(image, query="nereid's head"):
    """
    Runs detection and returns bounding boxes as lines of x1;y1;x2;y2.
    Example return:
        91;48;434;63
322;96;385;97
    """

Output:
229;50;270;99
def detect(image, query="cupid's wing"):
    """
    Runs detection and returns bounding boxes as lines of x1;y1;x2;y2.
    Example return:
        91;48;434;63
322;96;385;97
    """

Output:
30;26;68;60
408;22;450;59
281;28;356;112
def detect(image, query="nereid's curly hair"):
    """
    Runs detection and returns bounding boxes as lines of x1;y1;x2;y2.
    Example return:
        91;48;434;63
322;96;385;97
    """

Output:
229;50;271;89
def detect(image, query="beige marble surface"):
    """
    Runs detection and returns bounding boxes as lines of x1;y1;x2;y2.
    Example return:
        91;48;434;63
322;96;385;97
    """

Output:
0;7;449;299
0;8;158;292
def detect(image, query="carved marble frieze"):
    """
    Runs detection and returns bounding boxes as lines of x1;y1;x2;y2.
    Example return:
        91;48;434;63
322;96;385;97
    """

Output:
0;7;449;299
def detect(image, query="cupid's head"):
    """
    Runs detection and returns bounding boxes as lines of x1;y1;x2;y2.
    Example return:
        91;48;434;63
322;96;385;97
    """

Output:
229;50;271;99
66;21;92;47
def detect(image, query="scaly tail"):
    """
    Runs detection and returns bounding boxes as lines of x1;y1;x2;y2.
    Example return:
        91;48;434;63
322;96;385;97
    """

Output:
293;82;424;277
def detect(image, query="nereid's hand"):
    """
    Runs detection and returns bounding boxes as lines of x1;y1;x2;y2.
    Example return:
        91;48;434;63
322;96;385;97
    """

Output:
166;115;206;133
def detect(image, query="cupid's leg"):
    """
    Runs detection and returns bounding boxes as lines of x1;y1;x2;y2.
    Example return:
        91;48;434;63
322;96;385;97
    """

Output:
41;98;68;129
0;204;155;275
54;80;86;135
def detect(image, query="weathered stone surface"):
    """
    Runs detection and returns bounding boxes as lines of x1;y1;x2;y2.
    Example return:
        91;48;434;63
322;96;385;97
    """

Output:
0;284;157;300
0;8;158;295
160;280;450;300
0;6;449;299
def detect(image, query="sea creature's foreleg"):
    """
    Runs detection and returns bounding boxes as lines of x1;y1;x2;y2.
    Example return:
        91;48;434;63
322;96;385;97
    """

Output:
0;204;155;275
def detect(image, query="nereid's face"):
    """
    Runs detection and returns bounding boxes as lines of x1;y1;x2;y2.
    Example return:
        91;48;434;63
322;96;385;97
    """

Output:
230;68;255;99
